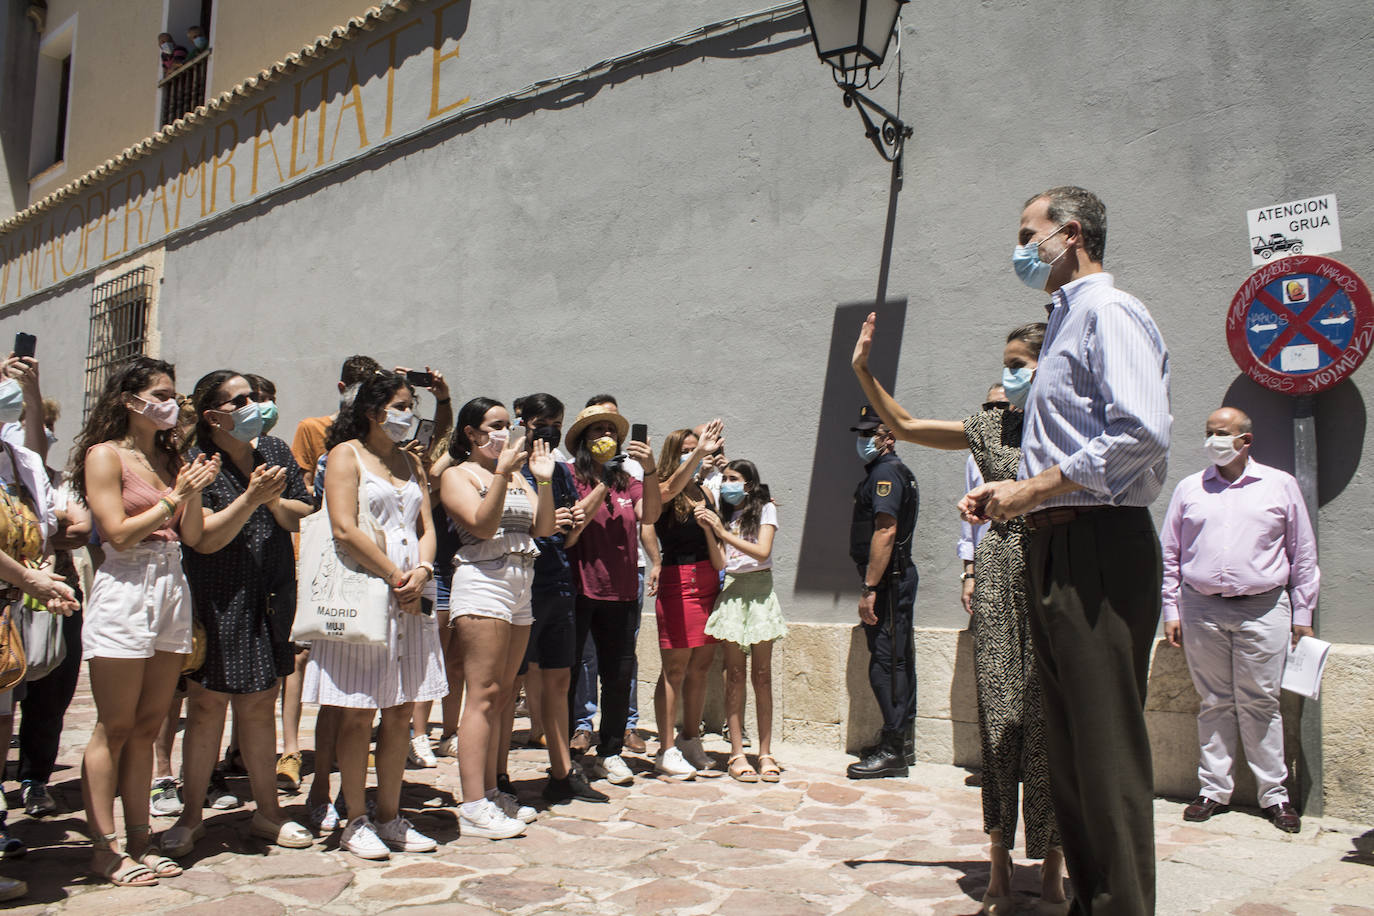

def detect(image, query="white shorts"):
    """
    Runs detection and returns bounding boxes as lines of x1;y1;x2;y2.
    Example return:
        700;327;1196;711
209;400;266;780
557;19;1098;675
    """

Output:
448;557;534;627
82;541;193;661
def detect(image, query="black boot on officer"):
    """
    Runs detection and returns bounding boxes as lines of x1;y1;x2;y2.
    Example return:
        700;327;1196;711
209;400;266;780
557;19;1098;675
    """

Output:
858;723;915;766
847;730;910;779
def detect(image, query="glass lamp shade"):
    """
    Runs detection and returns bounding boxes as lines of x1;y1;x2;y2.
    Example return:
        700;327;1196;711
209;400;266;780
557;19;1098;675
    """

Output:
802;0;906;75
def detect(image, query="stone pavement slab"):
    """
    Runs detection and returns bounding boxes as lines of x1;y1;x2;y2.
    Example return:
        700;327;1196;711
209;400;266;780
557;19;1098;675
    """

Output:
3;671;1371;914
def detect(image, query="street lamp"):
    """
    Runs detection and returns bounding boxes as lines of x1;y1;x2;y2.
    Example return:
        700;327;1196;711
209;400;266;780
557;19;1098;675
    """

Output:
803;0;905;84
801;0;912;304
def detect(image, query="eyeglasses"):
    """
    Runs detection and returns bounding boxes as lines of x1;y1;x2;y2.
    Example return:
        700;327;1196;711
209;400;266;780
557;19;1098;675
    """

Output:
218;393;255;410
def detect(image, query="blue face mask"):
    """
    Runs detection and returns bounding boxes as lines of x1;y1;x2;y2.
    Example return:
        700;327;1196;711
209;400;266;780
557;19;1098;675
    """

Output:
679;452;701;477
1011;224;1067;291
719;481;746;505
257;401;279;435
1001;367;1034;409
856;435;883;463
0;379;22;424
227;402;263;442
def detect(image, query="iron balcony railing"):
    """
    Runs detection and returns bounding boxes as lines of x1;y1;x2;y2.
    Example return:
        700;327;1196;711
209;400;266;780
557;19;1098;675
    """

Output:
158;49;210;127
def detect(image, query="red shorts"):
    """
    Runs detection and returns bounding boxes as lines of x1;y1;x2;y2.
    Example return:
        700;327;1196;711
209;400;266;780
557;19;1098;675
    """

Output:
655;560;720;649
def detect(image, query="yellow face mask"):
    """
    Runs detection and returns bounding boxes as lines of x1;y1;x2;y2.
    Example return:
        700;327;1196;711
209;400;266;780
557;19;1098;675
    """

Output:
588;435;618;462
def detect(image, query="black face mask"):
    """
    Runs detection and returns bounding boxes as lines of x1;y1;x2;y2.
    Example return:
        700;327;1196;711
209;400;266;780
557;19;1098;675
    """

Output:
529;425;561;450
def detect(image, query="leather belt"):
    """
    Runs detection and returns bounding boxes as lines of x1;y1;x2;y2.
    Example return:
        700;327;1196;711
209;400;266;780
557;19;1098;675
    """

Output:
1024;505;1109;530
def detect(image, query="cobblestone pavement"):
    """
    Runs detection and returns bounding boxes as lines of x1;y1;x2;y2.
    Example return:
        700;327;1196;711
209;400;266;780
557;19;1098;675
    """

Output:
3;676;1372;915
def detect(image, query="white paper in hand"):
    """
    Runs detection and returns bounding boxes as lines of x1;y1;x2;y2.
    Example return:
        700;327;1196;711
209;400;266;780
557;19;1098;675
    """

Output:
1282;635;1332;700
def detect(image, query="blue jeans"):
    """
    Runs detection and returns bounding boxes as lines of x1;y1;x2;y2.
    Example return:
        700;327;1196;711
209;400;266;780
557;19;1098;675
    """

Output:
573;570;643;731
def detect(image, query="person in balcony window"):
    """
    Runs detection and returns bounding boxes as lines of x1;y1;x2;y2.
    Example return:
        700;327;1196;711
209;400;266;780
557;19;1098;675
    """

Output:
186;26;209;59
158;33;188;76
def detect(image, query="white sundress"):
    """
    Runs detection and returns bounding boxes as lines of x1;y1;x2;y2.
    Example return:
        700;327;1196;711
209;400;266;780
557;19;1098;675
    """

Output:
303;459;448;709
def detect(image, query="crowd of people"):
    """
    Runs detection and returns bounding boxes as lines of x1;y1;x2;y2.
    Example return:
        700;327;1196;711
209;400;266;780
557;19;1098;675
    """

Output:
0;184;1322;916
0;350;787;897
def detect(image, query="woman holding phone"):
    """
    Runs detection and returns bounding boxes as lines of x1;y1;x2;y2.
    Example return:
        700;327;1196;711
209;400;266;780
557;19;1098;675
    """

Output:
441;398;556;839
644;428;724;779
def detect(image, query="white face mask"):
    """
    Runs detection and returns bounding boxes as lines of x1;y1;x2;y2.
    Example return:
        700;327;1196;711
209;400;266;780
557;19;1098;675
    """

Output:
381;408;416;443
1204;434;1244;466
479;428;508;459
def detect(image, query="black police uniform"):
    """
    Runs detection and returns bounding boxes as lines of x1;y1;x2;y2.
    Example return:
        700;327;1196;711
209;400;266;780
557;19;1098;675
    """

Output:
849;447;919;776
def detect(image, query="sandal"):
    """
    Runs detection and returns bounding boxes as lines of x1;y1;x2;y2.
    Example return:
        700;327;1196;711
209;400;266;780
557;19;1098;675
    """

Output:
757;754;782;783
127;824;183;877
728;754;760;783
91;834;159;887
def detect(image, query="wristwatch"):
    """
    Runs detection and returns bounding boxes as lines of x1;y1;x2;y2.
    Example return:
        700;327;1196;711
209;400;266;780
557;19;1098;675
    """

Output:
960;572;976;582
860;583;878;597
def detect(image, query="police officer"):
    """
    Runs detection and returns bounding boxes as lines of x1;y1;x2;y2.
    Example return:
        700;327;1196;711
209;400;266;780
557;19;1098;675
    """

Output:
847;405;920;779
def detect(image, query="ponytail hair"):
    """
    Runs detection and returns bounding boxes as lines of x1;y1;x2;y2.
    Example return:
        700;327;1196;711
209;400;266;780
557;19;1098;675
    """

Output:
449;397;503;463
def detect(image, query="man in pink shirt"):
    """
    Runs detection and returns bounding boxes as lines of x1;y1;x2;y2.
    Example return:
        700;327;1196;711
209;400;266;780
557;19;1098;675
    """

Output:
1161;406;1318;834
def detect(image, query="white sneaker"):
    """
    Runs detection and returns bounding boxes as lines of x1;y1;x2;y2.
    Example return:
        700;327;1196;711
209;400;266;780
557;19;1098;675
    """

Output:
655;746;697;780
494;791;538;824
460;800;527;839
375;816;437;853
408;735;438;768
307;801;340;835
675;735;713;771
340;815;390;860
590;754;634;785
435;733;459;758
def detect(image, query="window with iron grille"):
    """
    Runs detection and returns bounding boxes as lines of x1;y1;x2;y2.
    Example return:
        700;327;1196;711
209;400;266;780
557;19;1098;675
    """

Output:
85;267;153;419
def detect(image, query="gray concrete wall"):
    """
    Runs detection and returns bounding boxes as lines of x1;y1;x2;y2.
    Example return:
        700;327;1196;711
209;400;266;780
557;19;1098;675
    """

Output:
2;1;1371;646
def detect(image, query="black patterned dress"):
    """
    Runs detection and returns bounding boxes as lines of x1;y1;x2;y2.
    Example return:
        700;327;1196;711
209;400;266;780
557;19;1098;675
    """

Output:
963;407;1057;858
182;436;313;694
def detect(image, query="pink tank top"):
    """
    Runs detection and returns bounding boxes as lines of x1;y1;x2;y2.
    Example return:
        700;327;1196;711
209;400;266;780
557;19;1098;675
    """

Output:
95;445;182;543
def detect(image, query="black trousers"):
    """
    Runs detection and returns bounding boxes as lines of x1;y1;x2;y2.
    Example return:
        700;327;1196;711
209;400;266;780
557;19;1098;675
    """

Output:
861;565;918;735
1026;507;1161;916
19;609;84;785
569;597;638;758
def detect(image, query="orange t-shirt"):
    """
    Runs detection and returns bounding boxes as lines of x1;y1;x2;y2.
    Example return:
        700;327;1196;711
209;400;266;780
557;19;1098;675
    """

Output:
291;415;332;488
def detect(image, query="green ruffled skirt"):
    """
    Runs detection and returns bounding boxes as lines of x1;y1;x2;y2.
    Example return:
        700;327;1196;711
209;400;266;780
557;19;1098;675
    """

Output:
704;569;787;649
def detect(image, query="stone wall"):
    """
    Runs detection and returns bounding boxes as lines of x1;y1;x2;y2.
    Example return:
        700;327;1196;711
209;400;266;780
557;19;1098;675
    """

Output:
632;620;1372;822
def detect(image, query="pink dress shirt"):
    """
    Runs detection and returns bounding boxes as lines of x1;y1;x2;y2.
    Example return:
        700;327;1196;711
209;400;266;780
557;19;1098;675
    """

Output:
1160;459;1319;625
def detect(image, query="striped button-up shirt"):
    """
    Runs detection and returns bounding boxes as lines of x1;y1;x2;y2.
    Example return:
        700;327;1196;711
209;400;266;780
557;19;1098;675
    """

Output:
1018;272;1172;508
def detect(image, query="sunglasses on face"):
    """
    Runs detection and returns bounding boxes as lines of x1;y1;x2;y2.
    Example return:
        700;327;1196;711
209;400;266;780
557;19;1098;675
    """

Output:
218;393;255;410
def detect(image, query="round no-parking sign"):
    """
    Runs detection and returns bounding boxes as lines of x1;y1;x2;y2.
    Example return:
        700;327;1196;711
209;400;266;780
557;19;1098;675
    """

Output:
1226;255;1374;395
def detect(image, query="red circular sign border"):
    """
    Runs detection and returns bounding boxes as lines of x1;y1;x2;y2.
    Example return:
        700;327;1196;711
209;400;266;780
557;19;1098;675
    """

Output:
1226;255;1374;396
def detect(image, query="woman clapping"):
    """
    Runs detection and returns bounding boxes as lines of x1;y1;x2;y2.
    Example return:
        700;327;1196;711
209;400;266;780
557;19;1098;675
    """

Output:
162;371;314;858
73;357;218;887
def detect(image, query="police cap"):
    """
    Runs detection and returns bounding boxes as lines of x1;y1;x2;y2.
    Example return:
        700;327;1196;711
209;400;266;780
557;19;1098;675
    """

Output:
849;405;882;433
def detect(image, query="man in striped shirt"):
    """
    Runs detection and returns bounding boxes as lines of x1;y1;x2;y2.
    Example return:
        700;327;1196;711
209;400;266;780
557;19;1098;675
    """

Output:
961;186;1171;916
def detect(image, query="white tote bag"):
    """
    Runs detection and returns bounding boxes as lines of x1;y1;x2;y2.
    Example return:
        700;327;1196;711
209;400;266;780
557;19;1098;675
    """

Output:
292;447;392;644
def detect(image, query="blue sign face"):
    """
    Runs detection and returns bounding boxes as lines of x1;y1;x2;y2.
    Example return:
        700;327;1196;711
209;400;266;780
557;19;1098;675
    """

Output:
1243;271;1357;375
